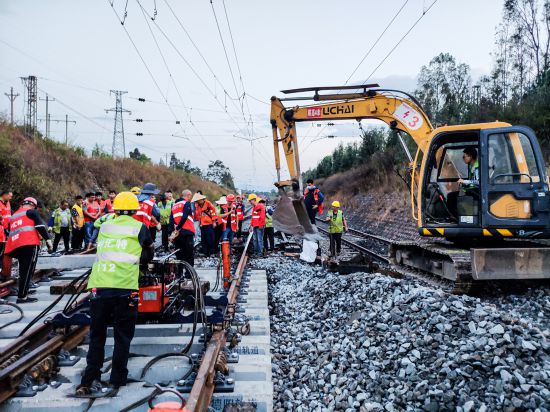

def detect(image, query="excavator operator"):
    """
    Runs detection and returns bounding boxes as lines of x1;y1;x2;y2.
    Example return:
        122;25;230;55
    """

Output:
447;147;480;219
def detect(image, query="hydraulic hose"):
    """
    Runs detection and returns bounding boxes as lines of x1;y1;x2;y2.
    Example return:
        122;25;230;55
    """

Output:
0;300;24;330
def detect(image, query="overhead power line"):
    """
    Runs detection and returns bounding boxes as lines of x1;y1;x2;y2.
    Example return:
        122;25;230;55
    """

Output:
107;0;213;162
344;0;409;85
362;0;440;85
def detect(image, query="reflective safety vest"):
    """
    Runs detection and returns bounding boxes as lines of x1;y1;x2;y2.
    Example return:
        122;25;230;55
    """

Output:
5;207;41;254
222;205;238;231
84;200;100;223
235;202;244;221
215;205;225;226
328;210;344;234
172;201;195;233
304;187;324;215
105;199;114;214
251;203;266;228
195;201;217;226
134;199;155;226
52;208;72;234
0;201;11;229
265;213;273;229
87;215;143;291
94;213;115;229
158;200;173;225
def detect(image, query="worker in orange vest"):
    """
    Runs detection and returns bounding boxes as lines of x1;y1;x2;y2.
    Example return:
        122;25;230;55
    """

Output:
5;197;52;303
0;190;12;277
193;193;218;257
220;194;238;245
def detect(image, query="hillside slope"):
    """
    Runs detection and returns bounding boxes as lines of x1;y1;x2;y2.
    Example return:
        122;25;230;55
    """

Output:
0;122;224;208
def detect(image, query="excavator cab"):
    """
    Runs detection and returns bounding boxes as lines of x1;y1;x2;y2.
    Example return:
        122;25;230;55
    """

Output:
421;125;550;239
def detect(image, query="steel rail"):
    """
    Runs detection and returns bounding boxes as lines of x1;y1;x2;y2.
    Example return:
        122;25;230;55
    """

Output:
317;226;391;263
185;232;253;412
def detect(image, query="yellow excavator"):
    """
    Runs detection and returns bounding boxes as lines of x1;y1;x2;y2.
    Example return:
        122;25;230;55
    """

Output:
271;85;550;289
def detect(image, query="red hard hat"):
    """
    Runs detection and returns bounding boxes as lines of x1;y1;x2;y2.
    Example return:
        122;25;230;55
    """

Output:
226;194;235;202
23;197;38;207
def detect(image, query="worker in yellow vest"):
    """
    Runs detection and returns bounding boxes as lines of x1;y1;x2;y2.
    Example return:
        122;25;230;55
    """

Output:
70;195;85;250
325;200;348;257
76;192;154;397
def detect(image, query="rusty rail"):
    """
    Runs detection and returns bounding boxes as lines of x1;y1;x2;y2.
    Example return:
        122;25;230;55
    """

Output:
185;232;252;412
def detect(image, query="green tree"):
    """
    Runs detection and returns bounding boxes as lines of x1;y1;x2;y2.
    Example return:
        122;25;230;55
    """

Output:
206;160;235;189
129;148;151;163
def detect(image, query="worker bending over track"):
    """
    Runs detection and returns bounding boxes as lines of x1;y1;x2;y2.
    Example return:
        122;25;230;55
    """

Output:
5;197;52;303
76;192;154;396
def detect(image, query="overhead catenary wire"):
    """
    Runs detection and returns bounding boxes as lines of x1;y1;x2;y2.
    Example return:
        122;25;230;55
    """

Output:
220;0;255;135
362;0;440;85
344;0;410;85
107;0;214;162
155;0;253;138
137;4;221;159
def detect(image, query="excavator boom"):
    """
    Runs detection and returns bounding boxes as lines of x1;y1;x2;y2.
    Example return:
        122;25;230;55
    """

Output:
270;86;434;235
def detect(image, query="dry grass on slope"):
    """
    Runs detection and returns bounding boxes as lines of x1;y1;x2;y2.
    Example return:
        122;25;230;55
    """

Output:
0;122;224;208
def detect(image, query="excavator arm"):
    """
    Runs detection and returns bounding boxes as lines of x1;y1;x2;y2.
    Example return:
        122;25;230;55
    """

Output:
270;87;434;187
270;86;435;237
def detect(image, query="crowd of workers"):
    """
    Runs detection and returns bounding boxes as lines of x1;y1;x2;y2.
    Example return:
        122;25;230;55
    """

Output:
0;184;278;303
0;177;346;395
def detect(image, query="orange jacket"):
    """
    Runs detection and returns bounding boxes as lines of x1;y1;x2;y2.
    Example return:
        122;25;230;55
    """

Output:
195;200;218;226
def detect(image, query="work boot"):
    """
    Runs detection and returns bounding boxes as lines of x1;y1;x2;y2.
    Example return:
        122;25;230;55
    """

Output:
16;297;38;304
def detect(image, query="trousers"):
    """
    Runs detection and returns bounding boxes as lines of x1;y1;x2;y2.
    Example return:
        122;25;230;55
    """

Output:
200;225;215;256
81;290;138;387
175;233;194;267
252;227;264;255
263;227;274;251
7;245;39;299
53;227;71;252
329;233;342;256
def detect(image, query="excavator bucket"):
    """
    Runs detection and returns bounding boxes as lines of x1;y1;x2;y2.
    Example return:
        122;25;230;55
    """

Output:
273;187;318;237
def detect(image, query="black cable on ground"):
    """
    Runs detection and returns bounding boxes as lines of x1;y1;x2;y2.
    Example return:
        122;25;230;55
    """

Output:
18;269;92;337
0;300;24;330
139;353;193;379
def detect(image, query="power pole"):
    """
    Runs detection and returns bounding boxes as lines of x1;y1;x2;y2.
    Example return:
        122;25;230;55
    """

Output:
105;90;131;158
4;87;19;125
39;94;55;139
42;115;76;144
20;76;38;137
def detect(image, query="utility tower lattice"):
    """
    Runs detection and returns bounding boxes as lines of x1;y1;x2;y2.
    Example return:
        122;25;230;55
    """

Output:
105;90;131;158
21;76;38;137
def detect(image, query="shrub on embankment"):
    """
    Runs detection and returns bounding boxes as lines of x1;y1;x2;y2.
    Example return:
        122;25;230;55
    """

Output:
0;122;224;208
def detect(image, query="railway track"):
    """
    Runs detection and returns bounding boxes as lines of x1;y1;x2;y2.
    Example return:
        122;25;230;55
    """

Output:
0;233;262;411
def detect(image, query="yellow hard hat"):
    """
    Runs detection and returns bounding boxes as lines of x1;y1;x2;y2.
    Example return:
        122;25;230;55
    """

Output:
247;193;257;201
114;191;139;211
130;186;141;195
332;200;341;208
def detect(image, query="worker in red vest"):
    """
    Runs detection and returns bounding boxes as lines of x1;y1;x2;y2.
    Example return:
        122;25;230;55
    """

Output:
170;189;195;266
104;190;116;214
134;183;161;241
303;178;324;225
248;194;266;256
5;197;52;303
95;191;106;217
0;190;12;276
235;194;245;239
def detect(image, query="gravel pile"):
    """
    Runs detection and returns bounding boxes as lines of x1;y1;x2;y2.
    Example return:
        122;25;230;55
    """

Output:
253;256;550;411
